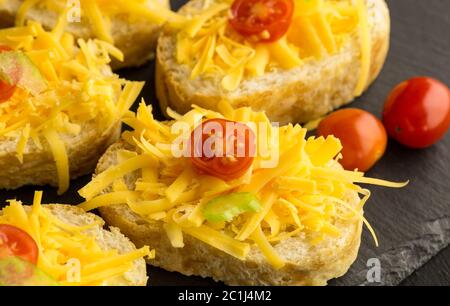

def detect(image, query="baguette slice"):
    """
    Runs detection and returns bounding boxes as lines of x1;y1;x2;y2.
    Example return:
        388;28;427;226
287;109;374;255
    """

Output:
1;203;148;286
95;142;363;286
0;21;144;192
0;0;170;70
156;0;390;124
0;120;121;190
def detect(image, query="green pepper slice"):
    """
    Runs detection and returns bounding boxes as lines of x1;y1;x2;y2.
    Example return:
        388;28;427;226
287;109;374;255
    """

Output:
202;192;262;222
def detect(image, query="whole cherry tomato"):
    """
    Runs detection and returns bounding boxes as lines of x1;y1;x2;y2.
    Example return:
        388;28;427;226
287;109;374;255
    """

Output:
317;108;387;172
0;224;39;264
190;118;256;180
229;0;294;43
383;77;450;148
0;45;16;103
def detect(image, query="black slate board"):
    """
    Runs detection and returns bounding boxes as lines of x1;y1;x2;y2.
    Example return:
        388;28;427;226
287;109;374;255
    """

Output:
0;0;449;286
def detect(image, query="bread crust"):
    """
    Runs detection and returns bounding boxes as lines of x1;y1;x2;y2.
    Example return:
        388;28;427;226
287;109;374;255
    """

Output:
96;142;363;286
0;0;169;69
156;0;390;124
0;120;121;190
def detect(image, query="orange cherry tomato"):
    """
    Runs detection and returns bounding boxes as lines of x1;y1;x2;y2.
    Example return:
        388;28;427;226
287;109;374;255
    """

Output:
0;45;16;103
229;0;294;43
383;77;450;149
317;108;387;172
0;224;39;264
190;118;256;180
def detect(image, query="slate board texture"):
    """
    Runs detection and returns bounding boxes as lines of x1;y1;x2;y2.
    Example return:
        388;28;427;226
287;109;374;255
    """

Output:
0;0;448;286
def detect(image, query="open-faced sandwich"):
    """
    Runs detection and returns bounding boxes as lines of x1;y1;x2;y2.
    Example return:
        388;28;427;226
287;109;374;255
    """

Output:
0;21;144;193
0;0;184;69
0;191;153;286
78;101;405;285
156;0;390;123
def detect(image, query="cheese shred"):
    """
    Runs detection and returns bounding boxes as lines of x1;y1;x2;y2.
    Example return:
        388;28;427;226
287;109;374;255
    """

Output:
43;128;69;195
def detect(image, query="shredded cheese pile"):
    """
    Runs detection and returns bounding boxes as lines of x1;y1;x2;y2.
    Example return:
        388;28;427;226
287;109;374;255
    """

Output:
0;191;153;285
176;0;370;92
78;102;406;269
16;0;185;43
0;21;144;194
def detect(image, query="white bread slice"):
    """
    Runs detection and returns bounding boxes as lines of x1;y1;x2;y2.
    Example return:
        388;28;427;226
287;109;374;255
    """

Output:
156;0;390;124
0;120;121;190
1;203;148;286
95;142;363;286
0;0;170;70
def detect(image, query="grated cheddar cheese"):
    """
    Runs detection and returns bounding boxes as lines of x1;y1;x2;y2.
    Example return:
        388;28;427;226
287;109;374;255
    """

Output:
16;0;186;44
175;0;369;92
0;191;154;286
78;101;407;268
0;21;144;194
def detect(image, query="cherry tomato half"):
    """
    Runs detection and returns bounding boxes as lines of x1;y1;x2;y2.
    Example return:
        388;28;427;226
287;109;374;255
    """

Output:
229;0;294;43
190;118;256;180
0;224;39;264
317;108;387;172
0;45;16;103
383;77;450;148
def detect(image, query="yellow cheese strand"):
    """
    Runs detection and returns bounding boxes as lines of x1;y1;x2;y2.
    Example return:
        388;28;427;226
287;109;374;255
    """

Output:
78;191;141;211
82;1;113;43
183;225;250;260
79;155;157;200
43;129;69;195
251;225;285;269
163;222;185;248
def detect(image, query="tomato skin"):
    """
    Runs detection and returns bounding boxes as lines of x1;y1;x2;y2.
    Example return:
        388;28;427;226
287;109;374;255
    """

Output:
383;77;450;149
0;45;16;103
0;224;39;264
229;0;294;43
190;118;256;180
0;46;12;52
317;108;387;172
0;81;16;102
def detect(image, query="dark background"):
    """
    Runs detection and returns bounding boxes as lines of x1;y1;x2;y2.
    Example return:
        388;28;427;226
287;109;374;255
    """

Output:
0;0;449;285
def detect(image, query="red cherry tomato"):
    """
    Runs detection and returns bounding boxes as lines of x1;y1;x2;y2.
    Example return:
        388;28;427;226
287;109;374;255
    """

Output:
0;224;39;264
383;77;450;148
229;0;294;43
190;118;256;180
0;45;16;103
317;108;387;172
